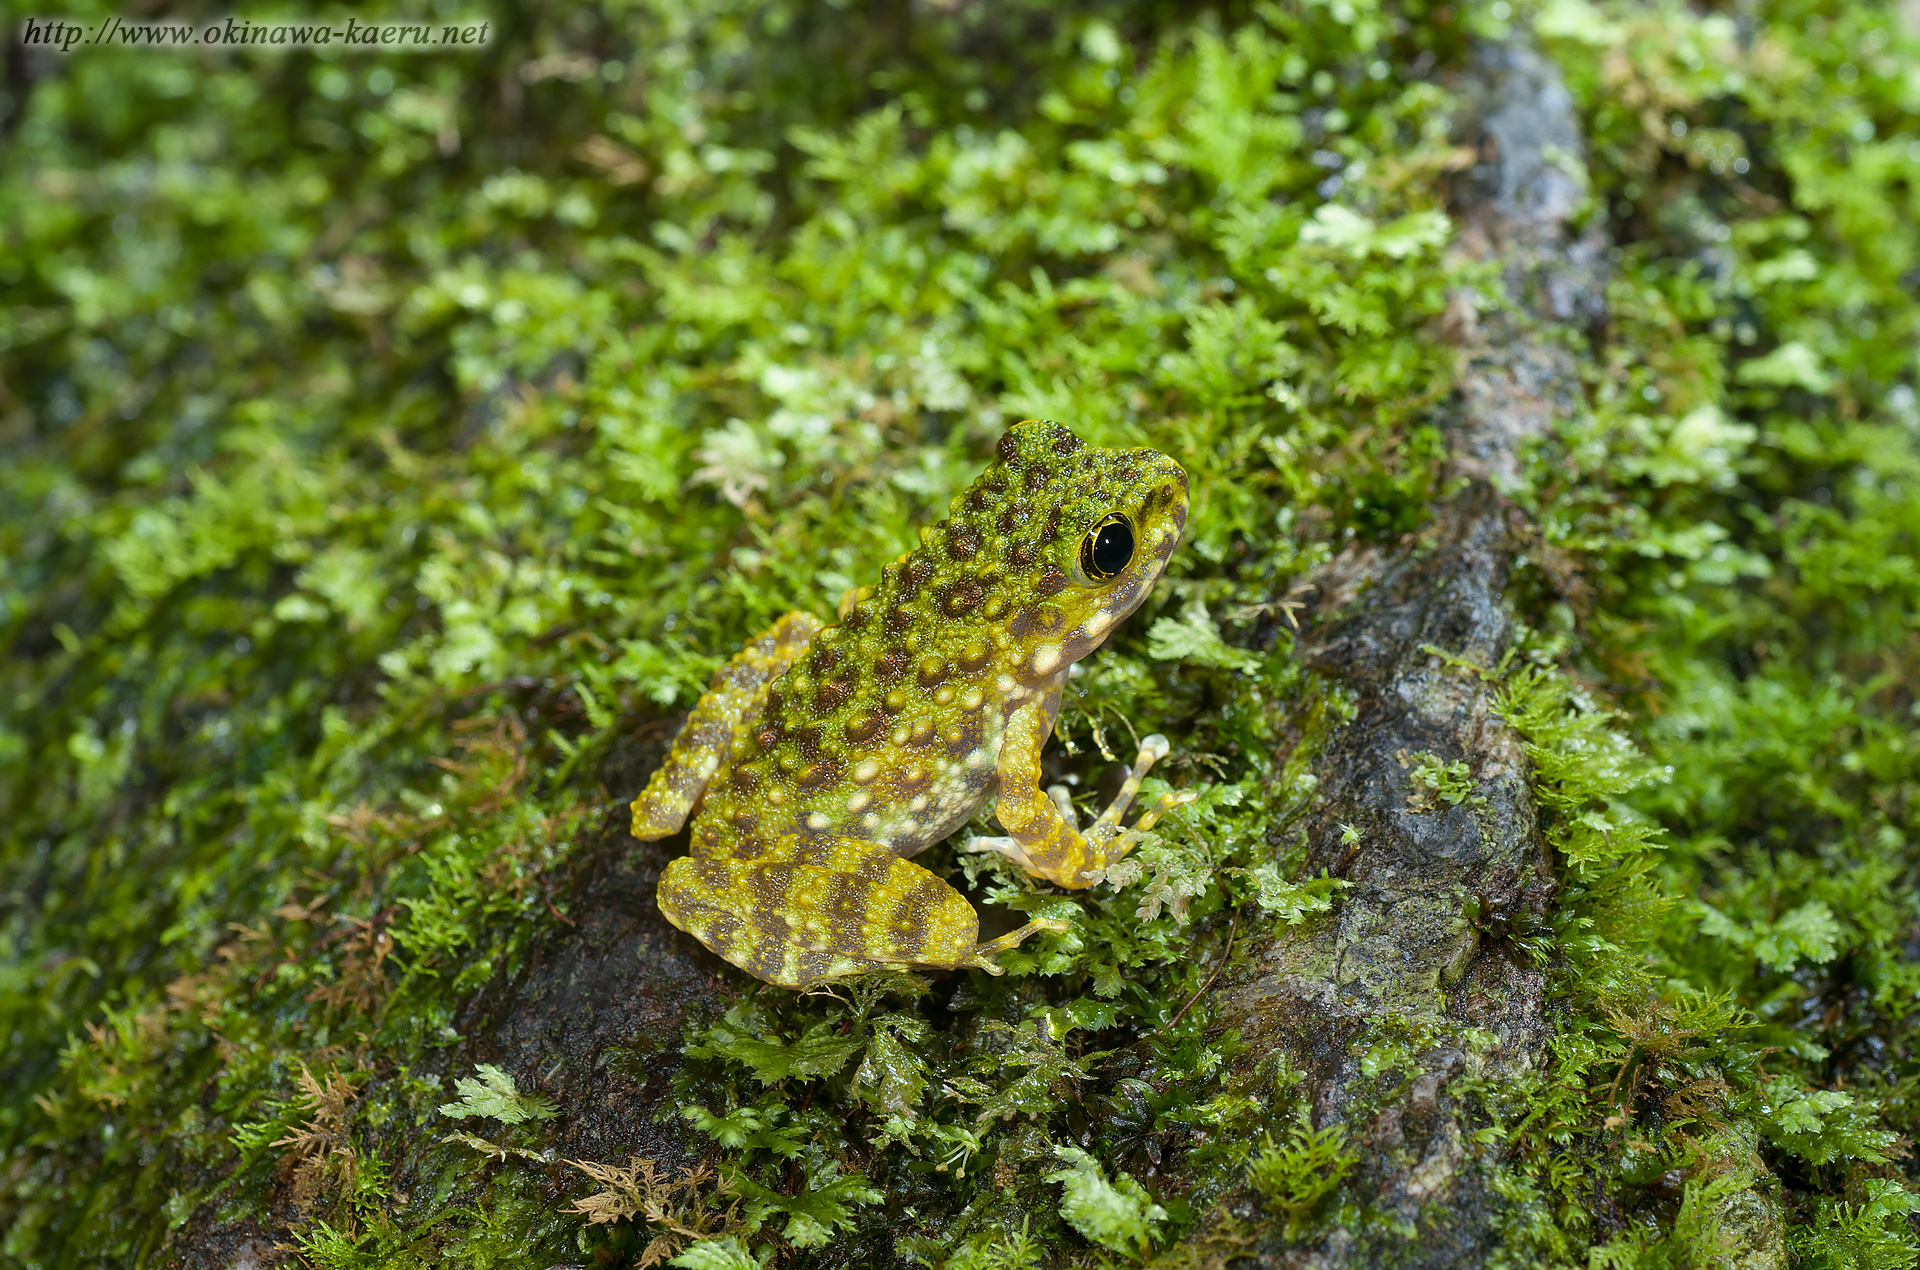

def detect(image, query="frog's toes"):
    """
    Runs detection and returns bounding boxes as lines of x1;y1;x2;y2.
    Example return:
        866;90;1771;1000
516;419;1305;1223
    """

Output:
1133;787;1200;833
962;833;1037;873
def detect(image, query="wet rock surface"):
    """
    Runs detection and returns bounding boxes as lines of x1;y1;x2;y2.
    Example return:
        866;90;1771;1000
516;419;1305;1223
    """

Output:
441;810;728;1169
1207;37;1599;1267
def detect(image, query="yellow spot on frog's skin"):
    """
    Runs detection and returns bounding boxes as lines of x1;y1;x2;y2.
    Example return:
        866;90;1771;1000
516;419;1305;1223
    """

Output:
935;686;955;705
847;790;872;814
891;725;910;745
807;812;829;831
968;747;992;769
909;795;930;812
1082;610;1115;639
961;685;984;710
1031;643;1062;676
853;758;881;784
767;789;787;806
996;674;1019;695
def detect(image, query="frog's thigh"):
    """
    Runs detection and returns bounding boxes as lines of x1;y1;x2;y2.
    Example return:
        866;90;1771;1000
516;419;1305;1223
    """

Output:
657;835;981;988
630;612;822;841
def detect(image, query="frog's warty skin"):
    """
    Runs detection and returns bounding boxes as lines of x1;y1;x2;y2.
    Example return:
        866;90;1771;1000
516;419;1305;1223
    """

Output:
630;419;1196;988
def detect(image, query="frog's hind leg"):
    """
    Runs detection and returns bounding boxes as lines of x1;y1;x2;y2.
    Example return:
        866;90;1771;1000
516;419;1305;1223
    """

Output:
656;833;1067;988
965;701;1198;889
630;612;822;841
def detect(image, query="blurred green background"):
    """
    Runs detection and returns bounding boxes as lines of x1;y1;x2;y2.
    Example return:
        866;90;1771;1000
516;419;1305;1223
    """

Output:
3;0;1920;1266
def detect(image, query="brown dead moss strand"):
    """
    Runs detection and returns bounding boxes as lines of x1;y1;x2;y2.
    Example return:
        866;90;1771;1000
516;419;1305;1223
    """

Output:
269;1064;363;1213
565;1157;749;1266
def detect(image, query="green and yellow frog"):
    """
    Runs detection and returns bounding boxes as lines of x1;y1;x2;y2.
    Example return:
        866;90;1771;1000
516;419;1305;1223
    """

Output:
630;419;1195;987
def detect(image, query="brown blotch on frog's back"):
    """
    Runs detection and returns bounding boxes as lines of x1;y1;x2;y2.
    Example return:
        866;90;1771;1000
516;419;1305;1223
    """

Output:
876;646;911;681
966;479;1005;512
844;710;885;744
1037;565;1068;597
884;603;915;635
946;523;982;560
901;556;936;599
937;577;985;618
955;638;991;673
814;674;856;712
798;756;842;791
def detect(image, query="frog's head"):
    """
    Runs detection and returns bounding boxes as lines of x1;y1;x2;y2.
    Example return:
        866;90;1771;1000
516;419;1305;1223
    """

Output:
957;418;1189;673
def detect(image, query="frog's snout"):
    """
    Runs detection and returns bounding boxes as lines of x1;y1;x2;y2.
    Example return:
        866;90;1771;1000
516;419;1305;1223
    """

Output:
1139;457;1190;535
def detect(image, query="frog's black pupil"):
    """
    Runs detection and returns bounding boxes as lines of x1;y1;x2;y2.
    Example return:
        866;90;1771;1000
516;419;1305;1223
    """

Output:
1090;518;1134;579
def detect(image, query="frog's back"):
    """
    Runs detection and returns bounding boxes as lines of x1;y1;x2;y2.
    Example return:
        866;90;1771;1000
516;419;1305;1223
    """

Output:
689;420;1187;863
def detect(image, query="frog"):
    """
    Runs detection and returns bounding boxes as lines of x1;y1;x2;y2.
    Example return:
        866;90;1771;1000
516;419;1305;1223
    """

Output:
630;418;1196;988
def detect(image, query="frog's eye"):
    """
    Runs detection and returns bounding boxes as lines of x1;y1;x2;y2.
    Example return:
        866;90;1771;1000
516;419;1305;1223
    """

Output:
1080;513;1136;582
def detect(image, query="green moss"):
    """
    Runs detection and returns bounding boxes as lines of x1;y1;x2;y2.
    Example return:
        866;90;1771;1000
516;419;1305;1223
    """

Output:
4;0;1920;1264
1247;1108;1359;1239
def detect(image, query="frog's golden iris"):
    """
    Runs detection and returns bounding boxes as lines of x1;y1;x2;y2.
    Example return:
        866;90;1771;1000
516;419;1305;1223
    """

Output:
630;419;1198;988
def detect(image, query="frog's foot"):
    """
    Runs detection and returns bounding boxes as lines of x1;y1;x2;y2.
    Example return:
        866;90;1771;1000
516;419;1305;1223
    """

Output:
1088;733;1174;838
957;917;1074;975
970;729;1197;889
660;833;1055;989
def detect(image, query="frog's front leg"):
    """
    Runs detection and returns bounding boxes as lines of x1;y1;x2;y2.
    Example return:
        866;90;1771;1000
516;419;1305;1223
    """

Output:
657;833;1067;988
965;696;1197;889
631;612;822;841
